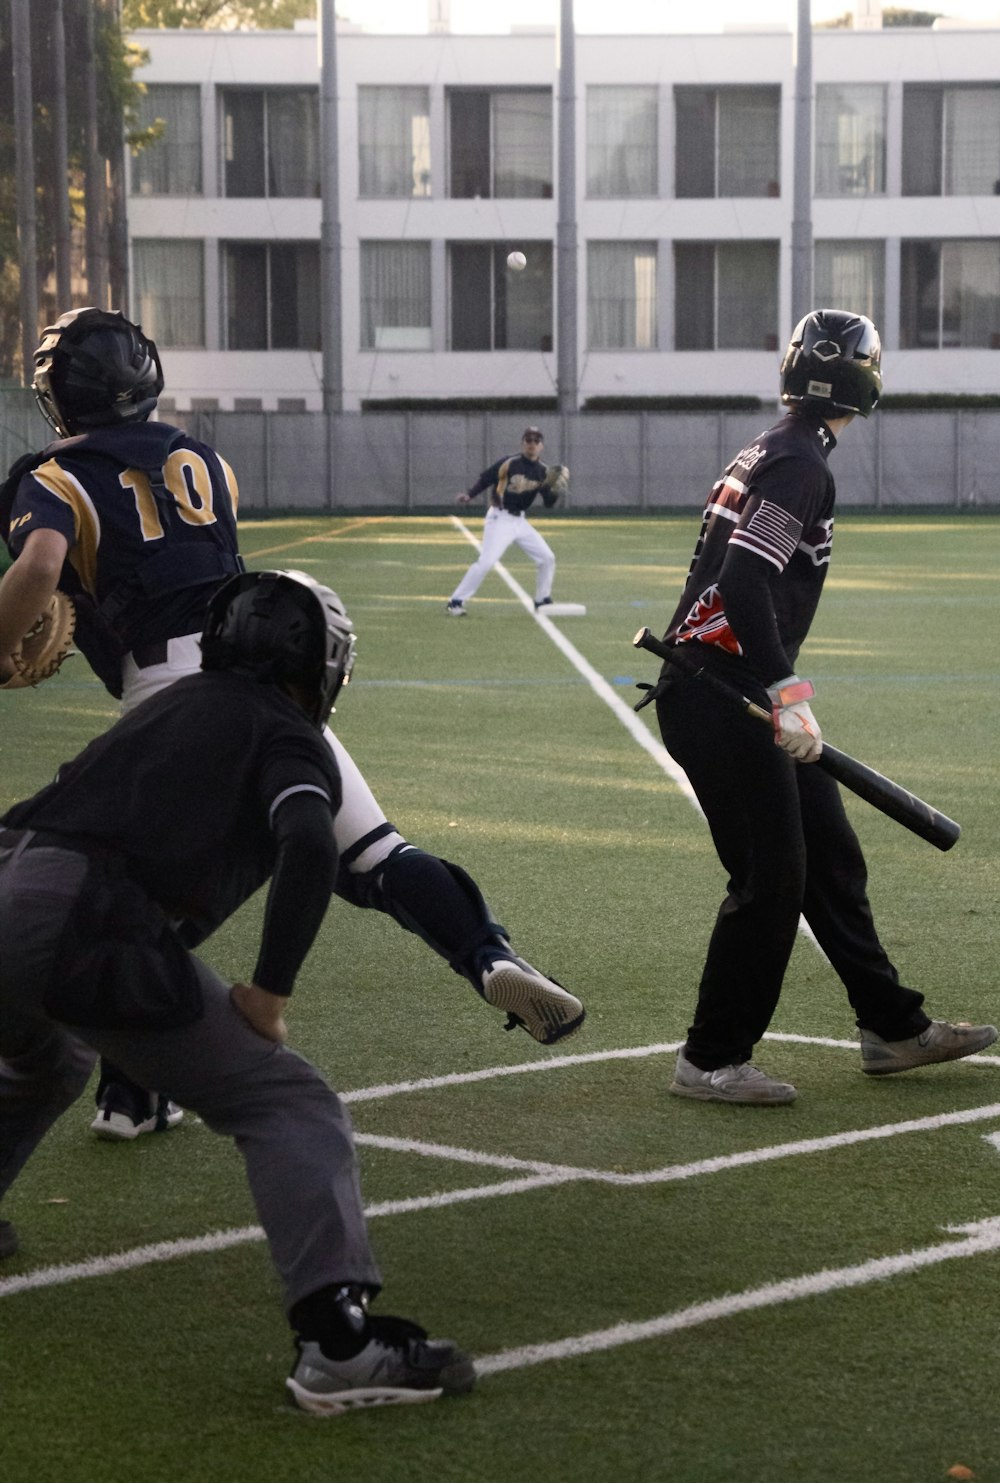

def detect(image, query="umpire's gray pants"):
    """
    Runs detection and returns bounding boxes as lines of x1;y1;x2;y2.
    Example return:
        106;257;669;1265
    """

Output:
0;835;382;1309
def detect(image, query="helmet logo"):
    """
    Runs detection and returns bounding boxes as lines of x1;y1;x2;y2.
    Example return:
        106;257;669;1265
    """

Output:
806;379;833;398
811;340;842;363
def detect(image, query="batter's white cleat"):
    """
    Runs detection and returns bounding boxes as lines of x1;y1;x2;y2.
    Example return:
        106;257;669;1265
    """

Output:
479;957;585;1045
860;1019;998;1075
670;1048;797;1104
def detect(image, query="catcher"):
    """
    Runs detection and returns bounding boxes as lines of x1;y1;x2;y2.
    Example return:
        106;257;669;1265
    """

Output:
0;309;584;1159
445;426;569;617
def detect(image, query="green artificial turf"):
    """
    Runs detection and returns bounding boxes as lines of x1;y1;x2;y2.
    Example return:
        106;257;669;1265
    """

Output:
1;512;999;1483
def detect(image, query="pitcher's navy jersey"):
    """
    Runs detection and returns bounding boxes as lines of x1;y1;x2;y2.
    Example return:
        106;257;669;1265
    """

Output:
5;422;240;652
466;454;553;514
665;411;837;671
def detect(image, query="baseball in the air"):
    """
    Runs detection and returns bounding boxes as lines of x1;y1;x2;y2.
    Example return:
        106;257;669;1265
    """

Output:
507;251;527;271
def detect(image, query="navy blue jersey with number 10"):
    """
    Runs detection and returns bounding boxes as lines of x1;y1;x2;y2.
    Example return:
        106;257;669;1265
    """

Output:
5;421;242;660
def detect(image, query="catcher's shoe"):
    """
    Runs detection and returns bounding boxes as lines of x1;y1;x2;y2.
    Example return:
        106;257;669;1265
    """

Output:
0;1219;19;1260
479;956;585;1045
287;1318;475;1416
91;1084;183;1140
860;1019;998;1075
445;600;467;617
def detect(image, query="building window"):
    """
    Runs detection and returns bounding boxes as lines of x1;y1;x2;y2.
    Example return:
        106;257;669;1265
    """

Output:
132;240;205;347
222;242;320;349
814;241;885;328
815;85;886;196
900;240;1000;348
448;90;552;199
587;242;657;349
903;85;1000;196
586;87;658;198
674;241;778;350
448;243;552;351
360;242;432;350
221;89;320;198
675;87;780;198
132;85;202;196
358;87;431;198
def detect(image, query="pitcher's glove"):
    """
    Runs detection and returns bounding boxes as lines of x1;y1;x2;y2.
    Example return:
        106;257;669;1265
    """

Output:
541;463;569;506
0;591;76;689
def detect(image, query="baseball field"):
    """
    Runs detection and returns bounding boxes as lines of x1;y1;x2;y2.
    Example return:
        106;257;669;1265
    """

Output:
2;511;999;1482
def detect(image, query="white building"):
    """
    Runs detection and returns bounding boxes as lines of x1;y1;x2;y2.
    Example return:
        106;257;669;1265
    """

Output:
127;18;1000;412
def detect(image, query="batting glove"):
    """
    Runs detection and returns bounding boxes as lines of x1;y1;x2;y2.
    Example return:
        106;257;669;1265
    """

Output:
766;675;823;763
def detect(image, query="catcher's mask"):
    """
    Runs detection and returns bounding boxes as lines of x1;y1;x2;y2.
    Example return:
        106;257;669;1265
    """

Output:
780;308;882;420
201;570;356;728
32;307;164;439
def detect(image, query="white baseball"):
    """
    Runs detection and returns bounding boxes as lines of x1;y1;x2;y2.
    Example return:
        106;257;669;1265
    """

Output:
507;251;527;271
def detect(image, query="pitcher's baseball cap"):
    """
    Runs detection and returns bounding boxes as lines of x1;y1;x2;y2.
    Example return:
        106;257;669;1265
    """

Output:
522;426;544;441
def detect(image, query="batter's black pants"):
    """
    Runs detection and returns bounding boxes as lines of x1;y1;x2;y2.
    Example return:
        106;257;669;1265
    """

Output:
656;666;929;1071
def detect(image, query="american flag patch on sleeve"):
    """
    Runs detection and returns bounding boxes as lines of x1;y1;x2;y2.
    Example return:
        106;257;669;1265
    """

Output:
729;499;803;571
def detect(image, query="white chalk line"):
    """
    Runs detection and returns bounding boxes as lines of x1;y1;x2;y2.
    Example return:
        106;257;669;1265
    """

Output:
6;1036;1000;1304
475;1216;1000;1377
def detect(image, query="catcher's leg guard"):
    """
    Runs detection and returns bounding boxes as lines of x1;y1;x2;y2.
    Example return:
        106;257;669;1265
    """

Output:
339;845;507;975
339;845;585;1045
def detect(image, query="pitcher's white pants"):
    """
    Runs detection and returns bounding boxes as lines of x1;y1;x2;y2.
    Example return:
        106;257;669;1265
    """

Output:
450;508;555;605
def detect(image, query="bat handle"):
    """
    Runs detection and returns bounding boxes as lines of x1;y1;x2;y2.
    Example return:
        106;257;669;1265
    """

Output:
633;626;772;725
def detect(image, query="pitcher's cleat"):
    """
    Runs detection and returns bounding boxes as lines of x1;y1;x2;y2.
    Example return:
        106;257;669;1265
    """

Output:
860;1020;998;1075
287;1318;475;1416
479;957;584;1045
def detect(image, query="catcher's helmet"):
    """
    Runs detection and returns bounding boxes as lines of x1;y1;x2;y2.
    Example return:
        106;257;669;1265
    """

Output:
780;309;882;419
201;569;356;728
32;308;164;439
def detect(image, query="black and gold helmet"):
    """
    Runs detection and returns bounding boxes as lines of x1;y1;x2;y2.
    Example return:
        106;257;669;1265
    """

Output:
33;308;164;438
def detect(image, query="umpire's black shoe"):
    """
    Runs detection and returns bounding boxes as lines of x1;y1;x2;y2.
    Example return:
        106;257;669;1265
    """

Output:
0;1219;18;1260
287;1317;476;1416
479;955;585;1045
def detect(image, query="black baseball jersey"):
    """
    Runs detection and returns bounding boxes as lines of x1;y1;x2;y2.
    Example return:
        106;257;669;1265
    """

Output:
4;422;241;655
3;671;340;969
467;454;553;515
665;410;837;680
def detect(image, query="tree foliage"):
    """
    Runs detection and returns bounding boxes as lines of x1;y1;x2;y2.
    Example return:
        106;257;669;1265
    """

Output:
123;0;317;28
882;8;942;23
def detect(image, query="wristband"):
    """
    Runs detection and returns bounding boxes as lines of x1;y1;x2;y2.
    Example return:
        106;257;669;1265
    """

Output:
766;675;815;708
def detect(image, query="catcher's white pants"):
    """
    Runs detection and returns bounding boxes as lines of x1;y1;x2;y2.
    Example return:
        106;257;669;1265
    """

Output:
121;635;404;875
450;508;555;605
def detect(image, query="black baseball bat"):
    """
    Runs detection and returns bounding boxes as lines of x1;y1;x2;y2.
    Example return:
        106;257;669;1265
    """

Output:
632;627;961;853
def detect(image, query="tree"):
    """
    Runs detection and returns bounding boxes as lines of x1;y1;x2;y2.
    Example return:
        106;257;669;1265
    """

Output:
882;8;943;23
123;0;317;27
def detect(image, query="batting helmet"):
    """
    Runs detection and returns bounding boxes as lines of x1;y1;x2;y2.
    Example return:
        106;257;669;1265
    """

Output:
780;309;882;419
201;569;356;728
32;308;164;439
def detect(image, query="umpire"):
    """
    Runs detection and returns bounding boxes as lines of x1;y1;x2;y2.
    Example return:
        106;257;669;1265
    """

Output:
0;570;474;1414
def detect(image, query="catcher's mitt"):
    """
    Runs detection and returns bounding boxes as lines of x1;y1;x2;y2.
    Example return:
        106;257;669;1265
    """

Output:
541;463;569;505
0;591;76;689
